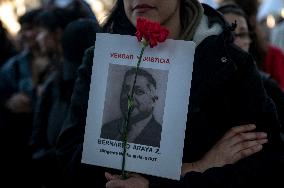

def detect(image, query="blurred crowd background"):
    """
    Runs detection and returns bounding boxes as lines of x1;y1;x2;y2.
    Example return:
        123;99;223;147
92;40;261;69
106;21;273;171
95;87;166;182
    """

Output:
0;0;284;187
0;0;115;36
1;1;283;27
1;0;284;51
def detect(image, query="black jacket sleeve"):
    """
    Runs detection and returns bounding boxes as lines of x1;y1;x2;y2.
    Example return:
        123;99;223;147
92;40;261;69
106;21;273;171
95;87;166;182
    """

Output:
261;73;284;133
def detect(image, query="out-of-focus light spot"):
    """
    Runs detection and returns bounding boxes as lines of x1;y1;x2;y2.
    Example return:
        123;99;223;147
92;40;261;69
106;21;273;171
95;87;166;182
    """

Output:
267;14;276;28
0;0;41;36
86;0;106;23
15;0;26;16
281;8;284;19
93;0;104;12
0;2;21;35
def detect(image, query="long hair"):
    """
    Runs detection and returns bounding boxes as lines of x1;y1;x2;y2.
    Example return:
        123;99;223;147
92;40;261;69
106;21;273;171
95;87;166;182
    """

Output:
102;0;136;35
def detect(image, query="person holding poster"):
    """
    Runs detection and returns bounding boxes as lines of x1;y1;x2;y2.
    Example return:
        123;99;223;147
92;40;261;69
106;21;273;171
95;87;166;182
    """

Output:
100;67;162;147
56;0;284;187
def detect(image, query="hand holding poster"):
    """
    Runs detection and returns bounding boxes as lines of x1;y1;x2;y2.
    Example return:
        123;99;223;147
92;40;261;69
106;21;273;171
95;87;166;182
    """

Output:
82;31;195;180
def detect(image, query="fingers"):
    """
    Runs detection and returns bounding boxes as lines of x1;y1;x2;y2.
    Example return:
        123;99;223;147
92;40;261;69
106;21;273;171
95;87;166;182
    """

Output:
232;138;268;154
105;173;149;188
234;144;264;162
105;172;121;181
105;173;125;188
230;136;268;163
229;132;267;146
223;124;256;140
198;124;268;169
105;172;113;181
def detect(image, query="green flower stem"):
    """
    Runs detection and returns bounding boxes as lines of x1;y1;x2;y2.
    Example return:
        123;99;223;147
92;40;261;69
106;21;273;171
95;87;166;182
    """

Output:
131;42;148;96
121;41;148;179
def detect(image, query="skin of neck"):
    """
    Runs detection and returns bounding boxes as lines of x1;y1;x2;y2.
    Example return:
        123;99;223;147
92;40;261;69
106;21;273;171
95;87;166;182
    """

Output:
161;3;181;39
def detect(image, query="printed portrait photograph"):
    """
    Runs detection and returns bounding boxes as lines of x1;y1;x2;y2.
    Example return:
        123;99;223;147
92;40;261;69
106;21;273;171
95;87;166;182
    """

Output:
100;64;169;147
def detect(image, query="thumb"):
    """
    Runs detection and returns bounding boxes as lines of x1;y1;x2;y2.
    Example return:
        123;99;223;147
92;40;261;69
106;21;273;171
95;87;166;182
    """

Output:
105;172;114;181
105;172;120;181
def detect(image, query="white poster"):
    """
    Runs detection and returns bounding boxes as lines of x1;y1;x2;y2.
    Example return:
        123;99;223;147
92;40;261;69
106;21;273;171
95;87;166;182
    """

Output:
82;33;196;180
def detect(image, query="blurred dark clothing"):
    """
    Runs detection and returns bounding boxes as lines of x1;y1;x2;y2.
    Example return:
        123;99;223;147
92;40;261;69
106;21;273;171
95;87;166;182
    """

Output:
0;51;34;102
30;69;74;187
0;51;35;187
0;22;17;67
0;51;35;137
0;50;36;129
260;71;284;134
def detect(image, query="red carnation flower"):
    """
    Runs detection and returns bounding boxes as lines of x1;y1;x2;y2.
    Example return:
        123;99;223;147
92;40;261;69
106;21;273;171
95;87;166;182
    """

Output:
135;17;169;48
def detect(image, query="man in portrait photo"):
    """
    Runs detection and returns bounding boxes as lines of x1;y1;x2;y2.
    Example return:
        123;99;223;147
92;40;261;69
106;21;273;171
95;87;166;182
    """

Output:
100;67;162;147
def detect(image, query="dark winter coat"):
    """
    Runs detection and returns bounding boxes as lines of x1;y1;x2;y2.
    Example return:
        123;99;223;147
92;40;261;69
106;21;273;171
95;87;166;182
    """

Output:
56;4;284;188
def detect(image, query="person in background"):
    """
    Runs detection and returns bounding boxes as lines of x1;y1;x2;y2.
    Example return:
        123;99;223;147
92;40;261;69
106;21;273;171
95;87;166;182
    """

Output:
217;3;284;141
218;4;251;51
218;0;259;28
30;18;100;188
56;0;284;187
0;8;43;188
219;0;284;90
34;6;83;92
